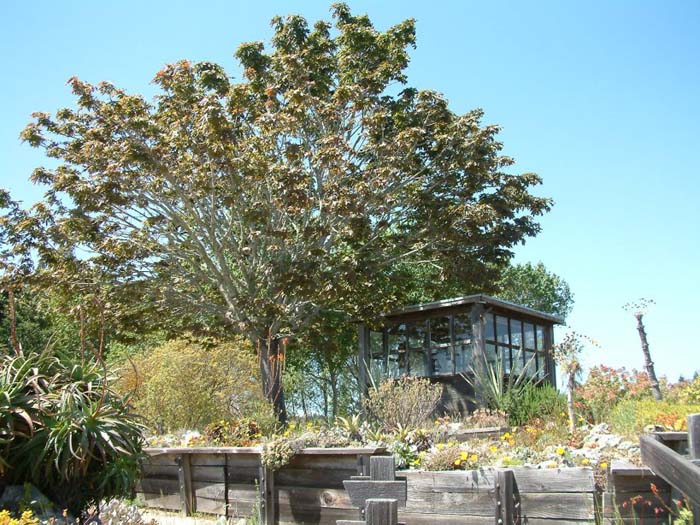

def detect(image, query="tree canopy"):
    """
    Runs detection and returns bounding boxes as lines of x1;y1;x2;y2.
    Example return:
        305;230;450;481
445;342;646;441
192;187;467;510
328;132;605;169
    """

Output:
496;261;574;320
4;4;552;421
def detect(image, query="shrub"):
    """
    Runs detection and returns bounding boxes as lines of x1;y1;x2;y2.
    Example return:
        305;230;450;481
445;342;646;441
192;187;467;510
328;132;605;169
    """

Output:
200;418;263;446
667;374;700;404
0;352;144;517
363;376;442;431
422;445;462;471
508;383;567;426
116;336;276;433
578;366;651;423
610;398;700;437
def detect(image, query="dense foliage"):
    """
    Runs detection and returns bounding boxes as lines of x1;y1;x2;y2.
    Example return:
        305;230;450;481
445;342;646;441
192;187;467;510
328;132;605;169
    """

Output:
0;352;144;516
115;336;275;433
496;261;574;319
363;376;442;431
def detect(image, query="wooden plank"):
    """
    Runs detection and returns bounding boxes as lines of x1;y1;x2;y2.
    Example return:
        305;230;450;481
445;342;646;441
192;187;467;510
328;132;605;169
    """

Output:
640;434;700;505
145;446;385;456
366;499;398;525
259;466;275;525
275;467;358;488
520;493;595;520
403;467;595;494
496;469;514;524
177;454;194;516
276;485;354;510
344;480;407;508
136;493;182;511
370;456;396;481
276;505;358;525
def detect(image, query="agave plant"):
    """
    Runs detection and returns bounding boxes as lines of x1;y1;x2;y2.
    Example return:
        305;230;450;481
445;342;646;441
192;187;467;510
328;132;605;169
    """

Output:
0;351;146;516
462;349;537;418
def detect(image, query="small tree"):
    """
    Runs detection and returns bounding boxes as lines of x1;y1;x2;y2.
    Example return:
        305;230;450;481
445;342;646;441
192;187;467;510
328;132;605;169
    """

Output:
553;331;597;433
623;298;662;400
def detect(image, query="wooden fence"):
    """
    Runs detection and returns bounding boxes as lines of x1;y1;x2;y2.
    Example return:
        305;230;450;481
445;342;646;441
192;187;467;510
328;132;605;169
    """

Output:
136;448;602;524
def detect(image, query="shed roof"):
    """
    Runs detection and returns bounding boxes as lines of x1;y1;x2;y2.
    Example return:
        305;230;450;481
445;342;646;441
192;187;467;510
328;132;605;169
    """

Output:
383;294;565;325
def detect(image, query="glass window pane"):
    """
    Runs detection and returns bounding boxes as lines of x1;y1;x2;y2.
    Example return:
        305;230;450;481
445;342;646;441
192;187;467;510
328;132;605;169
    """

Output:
409;349;428;377
407;320;428;349
368;331;385;378
387;324;407;378
454;314;472;343
485;314;495;342
524;323;536;350
455;342;473;373
496;316;509;345
511;347;524;375
536;325;545;351
510;320;522;351
370;331;384;357
485;343;498;367
498;344;511;373
524;350;537;377
430;317;450;347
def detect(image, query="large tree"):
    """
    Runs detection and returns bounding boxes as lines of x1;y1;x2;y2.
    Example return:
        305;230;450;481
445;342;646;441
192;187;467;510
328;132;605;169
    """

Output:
9;4;551;422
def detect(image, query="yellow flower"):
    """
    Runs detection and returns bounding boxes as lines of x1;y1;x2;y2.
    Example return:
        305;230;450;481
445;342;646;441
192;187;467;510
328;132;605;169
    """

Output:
306;422;313;429
437;443;445;450
489;445;498;453
460;451;469;460
556;447;565;456
581;458;590;466
548;461;557;468
470;454;478;462
454;459;461;466
289;422;296;429
600;462;608;469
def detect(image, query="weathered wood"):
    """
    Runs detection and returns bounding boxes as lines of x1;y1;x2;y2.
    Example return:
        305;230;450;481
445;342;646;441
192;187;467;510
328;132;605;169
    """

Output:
403;467;595;494
365;499;398;525
689;414;700;525
640;434;700;505
343;480;407;508
370;456;396;481
496;469;514;524
176;454;194;516
259;466;275;525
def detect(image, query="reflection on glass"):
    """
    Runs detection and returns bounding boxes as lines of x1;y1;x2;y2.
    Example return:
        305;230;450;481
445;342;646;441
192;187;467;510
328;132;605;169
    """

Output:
387;348;408;378
485;314;495;341
536;325;545;351
524;323;536;350
511;347;524;375
485;343;498;367
455;342;473;372
510;320;522;350
430;317;450;346
524;350;537;377
369;331;385;378
496;316;509;345
407;321;427;349
431;347;453;375
409;349;427;377
498;345;511;373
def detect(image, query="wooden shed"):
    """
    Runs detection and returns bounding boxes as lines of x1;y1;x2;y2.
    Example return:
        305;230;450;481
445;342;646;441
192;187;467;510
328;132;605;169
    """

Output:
357;294;564;413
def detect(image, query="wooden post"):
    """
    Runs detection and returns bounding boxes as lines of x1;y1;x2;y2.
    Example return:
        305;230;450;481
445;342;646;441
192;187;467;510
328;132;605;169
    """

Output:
370;456;395;481
176;454;194;516
259;465;275;525
689;414;700;525
365;499;398;525
496;469;514;525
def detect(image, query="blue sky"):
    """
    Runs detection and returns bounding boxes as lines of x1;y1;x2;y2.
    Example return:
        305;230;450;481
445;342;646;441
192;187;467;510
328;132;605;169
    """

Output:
1;1;698;381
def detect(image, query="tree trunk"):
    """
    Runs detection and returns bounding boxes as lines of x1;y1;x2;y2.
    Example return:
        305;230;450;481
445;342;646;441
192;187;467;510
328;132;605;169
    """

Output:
257;336;288;424
567;370;577;434
635;313;663;401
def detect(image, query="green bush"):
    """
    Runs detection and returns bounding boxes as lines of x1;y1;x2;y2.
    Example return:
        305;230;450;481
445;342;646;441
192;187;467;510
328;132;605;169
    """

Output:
508;383;567;426
364;376;442;431
116;336;276;433
0;351;145;517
